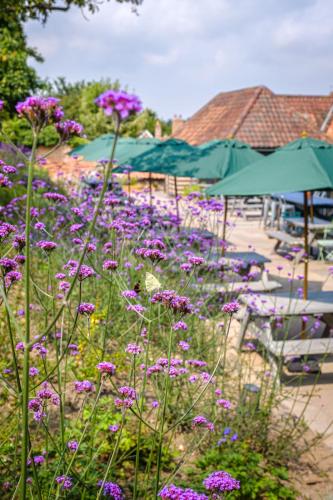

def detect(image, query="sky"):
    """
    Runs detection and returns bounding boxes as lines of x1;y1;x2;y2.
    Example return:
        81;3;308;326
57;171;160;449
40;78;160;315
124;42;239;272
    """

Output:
26;0;333;120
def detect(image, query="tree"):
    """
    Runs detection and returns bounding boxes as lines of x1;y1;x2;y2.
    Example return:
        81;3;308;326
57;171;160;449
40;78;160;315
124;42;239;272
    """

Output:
2;0;143;23
0;17;44;113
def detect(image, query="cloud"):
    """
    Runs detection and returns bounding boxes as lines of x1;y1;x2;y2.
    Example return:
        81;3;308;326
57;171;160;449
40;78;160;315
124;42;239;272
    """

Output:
25;0;333;119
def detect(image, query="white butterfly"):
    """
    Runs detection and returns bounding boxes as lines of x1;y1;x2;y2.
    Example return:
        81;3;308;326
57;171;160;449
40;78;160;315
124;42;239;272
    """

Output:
145;272;161;293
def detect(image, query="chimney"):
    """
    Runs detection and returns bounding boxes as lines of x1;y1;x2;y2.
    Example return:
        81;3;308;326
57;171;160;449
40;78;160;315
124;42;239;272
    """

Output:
154;120;162;139
172;114;185;136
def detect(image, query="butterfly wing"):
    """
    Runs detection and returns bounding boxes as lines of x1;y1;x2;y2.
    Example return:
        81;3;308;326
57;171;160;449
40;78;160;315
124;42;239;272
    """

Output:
145;272;161;293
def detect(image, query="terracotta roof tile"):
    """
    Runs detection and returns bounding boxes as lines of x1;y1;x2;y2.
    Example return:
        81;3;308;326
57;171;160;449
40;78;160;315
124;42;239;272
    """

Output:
174;86;333;149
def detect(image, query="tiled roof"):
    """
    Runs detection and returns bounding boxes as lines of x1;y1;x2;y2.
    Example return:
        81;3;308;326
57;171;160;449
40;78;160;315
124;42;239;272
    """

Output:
174;86;333;149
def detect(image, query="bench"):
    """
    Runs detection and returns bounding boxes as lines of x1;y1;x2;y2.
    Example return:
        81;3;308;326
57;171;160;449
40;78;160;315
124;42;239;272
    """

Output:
266;230;304;252
236;292;333;378
317;238;333;261
193;278;282;295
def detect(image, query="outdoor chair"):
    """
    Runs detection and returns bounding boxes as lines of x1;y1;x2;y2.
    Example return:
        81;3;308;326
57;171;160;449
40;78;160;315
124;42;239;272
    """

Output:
317;227;333;261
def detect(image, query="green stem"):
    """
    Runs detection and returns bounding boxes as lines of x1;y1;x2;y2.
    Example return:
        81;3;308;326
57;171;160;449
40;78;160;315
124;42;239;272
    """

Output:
133;320;152;499
154;325;173;497
27;121;121;350
96;413;126;500
4;288;22;393
20;131;38;498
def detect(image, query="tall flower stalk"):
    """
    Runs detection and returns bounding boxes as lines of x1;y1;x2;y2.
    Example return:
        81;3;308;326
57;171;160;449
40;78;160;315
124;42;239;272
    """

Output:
20;131;38;497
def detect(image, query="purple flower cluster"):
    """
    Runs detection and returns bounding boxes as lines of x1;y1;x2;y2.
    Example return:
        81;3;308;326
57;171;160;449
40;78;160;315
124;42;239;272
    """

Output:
159;484;208;499
95;89;142;120
28;383;60;421
74;380;95;393
0;257;18;273
36;240;58;252
0;173;12;188
136;247;167;262
0;222;16;241
4;270;22;288
188;255;205;266
103;259;118;271
2;164;17;175
192;415;214;432
173;321;188;331
216;398;232;410
143;238;166;249
77;302;95;315
125;343;142;355
67;440;78;452
55;120;83;141
114;385;136;408
151;290;193;315
203;470;240;494
16;96;64;129
122;290;138;299
98;480;123;499
43;192;68;203
66;262;95;281
55;475;73;490
96;362;116;374
222;301;240;314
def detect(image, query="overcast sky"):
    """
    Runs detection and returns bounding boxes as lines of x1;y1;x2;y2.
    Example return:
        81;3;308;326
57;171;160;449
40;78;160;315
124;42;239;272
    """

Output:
26;0;333;119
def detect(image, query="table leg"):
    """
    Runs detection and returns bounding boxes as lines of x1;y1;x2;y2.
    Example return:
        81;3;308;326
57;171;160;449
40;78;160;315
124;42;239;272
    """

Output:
236;309;250;351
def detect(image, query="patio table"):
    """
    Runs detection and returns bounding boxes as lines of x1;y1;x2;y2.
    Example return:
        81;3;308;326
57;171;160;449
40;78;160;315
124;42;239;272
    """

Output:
236;291;333;376
206;251;271;274
272;192;333;209
285;217;333;232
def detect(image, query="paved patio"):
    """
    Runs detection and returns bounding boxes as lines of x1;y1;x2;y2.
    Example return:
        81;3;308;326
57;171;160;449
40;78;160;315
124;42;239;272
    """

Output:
220;215;333;449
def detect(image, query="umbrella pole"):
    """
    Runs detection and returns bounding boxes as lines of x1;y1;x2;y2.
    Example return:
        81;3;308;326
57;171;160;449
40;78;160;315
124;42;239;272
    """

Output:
310;191;314;223
149;172;152;208
221;195;228;256
174;176;180;233
303;191;309;301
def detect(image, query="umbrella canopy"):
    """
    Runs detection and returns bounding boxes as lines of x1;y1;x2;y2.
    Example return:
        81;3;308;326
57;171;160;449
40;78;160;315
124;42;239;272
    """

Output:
206;137;333;196
194;139;262;180
113;138;202;176
69;134;160;163
206;136;333;301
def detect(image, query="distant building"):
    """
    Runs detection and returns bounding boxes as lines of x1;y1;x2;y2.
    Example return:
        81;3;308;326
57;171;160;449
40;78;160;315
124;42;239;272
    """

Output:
172;86;333;153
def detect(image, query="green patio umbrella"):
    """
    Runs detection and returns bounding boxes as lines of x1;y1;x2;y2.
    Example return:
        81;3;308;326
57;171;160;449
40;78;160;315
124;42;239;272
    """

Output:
206;137;333;299
70;135;161;195
69;134;160;163
114;138;203;217
194;139;263;246
196;139;262;179
69;134;118;160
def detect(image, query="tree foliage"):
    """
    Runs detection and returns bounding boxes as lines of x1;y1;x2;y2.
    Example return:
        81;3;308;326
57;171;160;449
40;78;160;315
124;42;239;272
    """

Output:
0;18;44;113
3;77;171;146
2;0;143;23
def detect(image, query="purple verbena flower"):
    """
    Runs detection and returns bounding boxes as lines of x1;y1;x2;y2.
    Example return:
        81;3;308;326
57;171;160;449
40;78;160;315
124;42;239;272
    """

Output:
159;484;208;499
203;470;240;494
222;301;240;314
77;303;95;315
96;362;116;374
55;475;73;490
36;240;57;252
125;343;142;355
67;440;78;452
55;120;83;141
16;96;64;128
103;259;118;270
74;380;95;393
95;89;142;121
